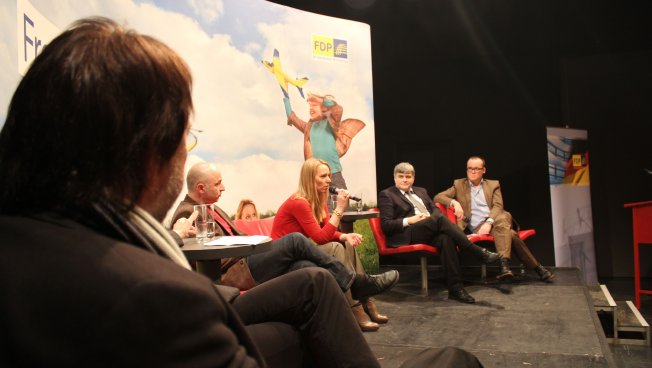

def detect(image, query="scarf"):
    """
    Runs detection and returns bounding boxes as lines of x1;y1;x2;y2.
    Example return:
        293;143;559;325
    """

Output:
91;201;191;270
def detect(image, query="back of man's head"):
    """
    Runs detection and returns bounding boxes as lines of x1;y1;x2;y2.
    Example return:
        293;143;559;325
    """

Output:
0;17;193;215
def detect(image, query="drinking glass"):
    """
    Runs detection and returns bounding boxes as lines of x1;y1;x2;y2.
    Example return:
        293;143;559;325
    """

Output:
205;221;216;239
355;193;364;212
193;204;211;242
330;194;338;213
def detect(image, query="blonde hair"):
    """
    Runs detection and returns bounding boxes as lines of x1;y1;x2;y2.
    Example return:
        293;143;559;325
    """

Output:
236;198;259;220
296;158;330;223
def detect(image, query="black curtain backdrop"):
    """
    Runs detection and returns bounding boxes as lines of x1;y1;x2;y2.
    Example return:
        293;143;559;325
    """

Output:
268;0;652;278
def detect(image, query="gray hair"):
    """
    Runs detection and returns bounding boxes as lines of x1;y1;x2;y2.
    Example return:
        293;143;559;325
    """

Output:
393;162;415;176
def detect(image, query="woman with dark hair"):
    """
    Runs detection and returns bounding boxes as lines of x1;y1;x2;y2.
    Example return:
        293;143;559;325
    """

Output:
272;158;399;331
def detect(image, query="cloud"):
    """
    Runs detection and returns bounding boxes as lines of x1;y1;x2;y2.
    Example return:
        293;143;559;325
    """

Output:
187;0;224;23
4;0;378;221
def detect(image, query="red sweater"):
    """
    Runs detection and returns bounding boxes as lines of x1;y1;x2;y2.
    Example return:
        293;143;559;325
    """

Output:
271;196;342;244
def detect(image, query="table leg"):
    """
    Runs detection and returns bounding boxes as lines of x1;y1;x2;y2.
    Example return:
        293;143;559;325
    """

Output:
340;220;354;233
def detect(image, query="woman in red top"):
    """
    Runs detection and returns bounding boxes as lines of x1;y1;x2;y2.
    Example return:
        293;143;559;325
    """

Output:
272;158;399;331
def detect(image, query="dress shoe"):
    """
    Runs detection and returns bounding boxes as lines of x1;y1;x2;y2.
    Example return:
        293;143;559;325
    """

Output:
351;303;379;332
448;288;475;304
351;270;399;301
496;258;514;281
362;298;389;323
535;265;555;282
482;248;501;264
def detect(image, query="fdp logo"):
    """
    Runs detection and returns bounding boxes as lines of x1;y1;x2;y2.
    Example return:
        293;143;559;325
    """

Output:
312;35;348;60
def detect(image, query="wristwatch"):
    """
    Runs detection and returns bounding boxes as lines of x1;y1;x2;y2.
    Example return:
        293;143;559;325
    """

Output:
485;217;494;225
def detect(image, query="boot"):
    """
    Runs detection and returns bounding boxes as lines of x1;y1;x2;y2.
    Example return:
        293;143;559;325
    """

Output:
481;248;501;263
350;270;399;301
351;303;379;332
362;298;389;323
496;258;514;281
535;264;555;282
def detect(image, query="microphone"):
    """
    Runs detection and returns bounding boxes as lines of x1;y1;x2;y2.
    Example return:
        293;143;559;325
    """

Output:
329;187;361;202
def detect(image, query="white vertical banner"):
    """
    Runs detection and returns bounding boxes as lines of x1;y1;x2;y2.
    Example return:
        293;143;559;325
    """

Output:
547;127;598;285
16;0;60;75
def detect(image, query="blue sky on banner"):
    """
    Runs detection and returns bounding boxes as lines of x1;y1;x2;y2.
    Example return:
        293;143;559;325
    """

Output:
1;0;376;217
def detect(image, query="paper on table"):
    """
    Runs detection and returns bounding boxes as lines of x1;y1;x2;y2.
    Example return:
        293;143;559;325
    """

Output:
205;235;272;246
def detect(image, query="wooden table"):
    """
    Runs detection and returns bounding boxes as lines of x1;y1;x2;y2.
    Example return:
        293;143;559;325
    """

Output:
182;237;272;282
340;210;379;233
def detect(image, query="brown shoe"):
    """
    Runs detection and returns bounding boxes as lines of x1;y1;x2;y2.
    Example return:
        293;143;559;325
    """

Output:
362;298;389;324
352;303;379;332
496;258;514;281
535;265;555;282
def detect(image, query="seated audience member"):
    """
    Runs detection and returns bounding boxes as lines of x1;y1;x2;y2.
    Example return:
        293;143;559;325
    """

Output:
434;156;554;282
236;198;260;221
171;162;389;300
378;162;501;304
272;158;399;332
0;17;381;367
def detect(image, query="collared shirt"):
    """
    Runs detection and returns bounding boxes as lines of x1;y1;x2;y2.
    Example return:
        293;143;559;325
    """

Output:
469;179;490;230
399;188;429;227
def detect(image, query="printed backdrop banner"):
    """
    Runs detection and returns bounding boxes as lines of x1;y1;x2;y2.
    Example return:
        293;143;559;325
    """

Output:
1;0;377;222
547;127;597;285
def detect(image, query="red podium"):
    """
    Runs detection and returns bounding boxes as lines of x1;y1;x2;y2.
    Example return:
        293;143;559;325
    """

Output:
624;200;652;309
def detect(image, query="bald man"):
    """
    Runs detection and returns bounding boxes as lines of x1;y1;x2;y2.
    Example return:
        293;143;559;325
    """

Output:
171;163;393;317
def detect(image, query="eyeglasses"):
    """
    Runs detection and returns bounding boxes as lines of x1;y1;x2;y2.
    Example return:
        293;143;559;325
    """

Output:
186;129;201;152
467;167;484;173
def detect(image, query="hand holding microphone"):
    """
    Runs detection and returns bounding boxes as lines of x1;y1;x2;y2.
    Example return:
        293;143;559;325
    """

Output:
329;187;361;202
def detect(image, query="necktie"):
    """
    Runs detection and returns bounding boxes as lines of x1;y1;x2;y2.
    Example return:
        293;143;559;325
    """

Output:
209;207;234;236
406;191;429;215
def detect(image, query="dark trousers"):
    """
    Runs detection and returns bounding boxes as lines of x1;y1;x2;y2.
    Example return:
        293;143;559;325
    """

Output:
399;346;484;368
247;232;355;291
406;212;486;291
233;268;379;368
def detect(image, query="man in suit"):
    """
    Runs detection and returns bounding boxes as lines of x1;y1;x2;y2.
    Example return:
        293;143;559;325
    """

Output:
0;17;381;367
434;156;554;282
378;162;502;304
171;162;395;303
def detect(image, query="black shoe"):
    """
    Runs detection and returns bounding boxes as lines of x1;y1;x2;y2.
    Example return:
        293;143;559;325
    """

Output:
535;265;555;282
351;270;399;300
482;248;501;264
449;288;475;304
497;258;514;281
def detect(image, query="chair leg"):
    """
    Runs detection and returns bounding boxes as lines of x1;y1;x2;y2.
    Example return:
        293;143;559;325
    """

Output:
420;256;428;296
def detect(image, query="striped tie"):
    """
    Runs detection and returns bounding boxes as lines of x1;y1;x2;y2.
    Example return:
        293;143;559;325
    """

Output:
406;191;429;215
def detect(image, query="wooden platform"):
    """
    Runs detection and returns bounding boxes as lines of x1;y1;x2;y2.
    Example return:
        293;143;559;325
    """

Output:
365;266;616;367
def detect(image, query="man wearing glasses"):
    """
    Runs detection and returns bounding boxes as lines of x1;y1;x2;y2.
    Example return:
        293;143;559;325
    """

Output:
434;156;554;282
378;162;502;304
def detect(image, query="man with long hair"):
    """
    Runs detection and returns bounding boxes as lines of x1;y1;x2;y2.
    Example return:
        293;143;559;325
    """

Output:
0;17;379;367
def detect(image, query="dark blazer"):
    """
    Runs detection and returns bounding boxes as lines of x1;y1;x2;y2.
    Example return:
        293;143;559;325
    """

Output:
378;185;438;246
0;213;263;367
171;195;256;289
172;195;246;237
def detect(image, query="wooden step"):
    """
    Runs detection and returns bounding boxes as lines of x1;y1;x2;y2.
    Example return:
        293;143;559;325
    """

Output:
589;284;617;341
613;300;650;346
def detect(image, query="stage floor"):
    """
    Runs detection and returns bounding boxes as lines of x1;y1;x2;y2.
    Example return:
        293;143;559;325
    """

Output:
365;267;616;367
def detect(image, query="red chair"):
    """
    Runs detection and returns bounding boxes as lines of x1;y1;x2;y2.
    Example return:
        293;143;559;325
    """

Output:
368;208;438;296
233;216;275;236
230;217;276;295
434;203;536;280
